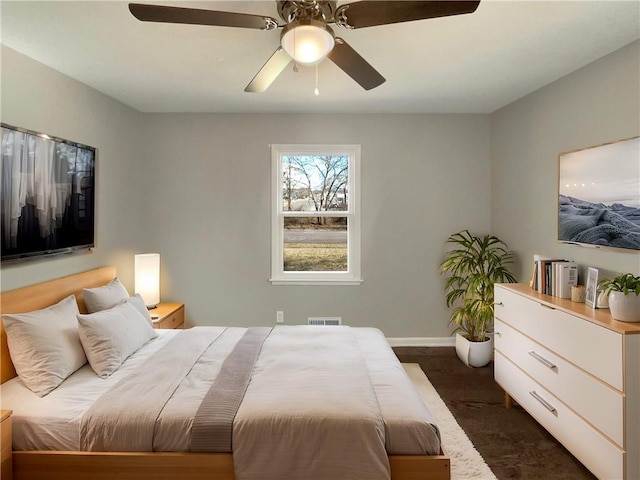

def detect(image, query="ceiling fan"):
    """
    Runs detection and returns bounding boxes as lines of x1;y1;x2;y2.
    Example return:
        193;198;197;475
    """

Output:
129;1;481;93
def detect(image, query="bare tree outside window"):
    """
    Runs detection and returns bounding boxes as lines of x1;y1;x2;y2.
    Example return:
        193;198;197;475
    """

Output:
282;155;348;271
282;155;349;213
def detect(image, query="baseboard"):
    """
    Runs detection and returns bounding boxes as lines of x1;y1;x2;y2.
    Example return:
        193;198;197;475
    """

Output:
386;337;456;347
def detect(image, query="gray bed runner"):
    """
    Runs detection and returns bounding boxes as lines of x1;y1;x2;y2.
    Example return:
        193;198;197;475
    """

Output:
190;327;272;452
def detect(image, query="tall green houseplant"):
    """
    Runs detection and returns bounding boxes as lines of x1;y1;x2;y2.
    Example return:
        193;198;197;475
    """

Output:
440;230;516;342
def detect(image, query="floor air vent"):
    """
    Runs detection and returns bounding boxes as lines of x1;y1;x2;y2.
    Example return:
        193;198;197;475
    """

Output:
307;317;342;326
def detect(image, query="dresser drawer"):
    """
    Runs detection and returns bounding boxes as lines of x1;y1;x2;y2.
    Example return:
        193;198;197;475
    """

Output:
495;352;624;480
495;286;623;390
495;319;623;446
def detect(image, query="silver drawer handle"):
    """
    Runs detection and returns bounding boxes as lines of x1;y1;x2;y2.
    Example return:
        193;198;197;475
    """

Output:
529;390;557;413
540;303;556;310
528;351;557;370
494;302;504;307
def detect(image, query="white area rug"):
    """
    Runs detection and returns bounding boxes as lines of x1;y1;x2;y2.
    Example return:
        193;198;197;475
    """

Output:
403;363;498;480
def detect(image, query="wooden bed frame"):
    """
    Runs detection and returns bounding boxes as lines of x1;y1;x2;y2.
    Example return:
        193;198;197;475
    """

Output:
0;266;450;480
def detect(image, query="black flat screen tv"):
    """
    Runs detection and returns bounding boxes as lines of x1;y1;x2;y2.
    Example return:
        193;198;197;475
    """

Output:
1;124;96;262
558;136;640;252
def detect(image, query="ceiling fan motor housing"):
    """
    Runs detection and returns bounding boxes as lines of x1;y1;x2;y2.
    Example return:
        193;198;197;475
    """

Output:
277;1;337;23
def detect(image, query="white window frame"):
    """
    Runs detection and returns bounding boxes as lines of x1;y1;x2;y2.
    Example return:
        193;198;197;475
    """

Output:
270;144;362;286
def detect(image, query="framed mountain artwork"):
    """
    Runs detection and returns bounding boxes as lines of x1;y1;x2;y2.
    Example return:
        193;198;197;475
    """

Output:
558;136;640;252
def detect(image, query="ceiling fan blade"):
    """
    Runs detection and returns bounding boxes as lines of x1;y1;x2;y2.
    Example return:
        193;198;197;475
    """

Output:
129;3;279;30
245;48;292;93
335;1;480;29
328;39;385;91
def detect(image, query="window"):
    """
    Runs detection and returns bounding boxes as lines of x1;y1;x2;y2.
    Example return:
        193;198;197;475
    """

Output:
270;144;361;285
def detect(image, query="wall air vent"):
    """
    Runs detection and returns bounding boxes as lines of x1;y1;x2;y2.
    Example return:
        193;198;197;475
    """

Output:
307;317;342;326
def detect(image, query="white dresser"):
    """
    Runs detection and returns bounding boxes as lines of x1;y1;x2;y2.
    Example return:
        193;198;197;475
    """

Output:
494;283;640;480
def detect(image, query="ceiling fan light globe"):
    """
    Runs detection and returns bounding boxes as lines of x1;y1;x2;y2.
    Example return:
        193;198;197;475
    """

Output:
281;23;335;65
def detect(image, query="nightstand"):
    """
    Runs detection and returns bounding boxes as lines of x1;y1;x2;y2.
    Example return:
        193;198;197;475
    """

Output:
1;410;12;480
151;303;185;329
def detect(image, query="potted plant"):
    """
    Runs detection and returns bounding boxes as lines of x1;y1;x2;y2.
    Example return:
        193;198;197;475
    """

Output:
439;230;516;367
598;273;640;322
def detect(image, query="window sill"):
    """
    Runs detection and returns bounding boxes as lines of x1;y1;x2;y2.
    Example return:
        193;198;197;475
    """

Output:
269;278;363;286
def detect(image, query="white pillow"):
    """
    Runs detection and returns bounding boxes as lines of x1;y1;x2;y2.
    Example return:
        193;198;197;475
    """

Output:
82;277;129;313
2;295;87;397
77;301;158;378
126;293;153;326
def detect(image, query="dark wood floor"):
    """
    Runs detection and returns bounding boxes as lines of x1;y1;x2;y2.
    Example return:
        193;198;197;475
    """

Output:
393;347;597;480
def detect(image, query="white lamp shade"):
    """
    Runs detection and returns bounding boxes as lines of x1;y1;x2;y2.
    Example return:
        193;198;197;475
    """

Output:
281;23;335;65
135;253;160;307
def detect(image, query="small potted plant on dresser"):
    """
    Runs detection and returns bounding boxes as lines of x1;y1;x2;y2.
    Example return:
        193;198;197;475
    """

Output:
440;230;517;367
598;273;640;323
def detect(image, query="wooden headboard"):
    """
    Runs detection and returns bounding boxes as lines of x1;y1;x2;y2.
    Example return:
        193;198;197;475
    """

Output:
0;266;116;384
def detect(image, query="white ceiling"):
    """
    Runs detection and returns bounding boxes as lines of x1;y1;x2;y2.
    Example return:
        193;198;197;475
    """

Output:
1;1;639;114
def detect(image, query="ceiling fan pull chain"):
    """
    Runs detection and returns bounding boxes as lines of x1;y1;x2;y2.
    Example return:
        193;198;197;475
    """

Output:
314;63;320;96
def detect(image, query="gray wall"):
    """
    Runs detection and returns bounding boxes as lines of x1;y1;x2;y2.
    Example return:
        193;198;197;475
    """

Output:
491;40;640;281
0;46;147;292
3;39;638;337
1;46;491;337
140;114;491;336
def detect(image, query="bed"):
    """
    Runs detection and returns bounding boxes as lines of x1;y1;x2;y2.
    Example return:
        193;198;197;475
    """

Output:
0;266;450;480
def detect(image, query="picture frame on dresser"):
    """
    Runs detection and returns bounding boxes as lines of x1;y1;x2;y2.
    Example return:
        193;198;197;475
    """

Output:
585;267;598;308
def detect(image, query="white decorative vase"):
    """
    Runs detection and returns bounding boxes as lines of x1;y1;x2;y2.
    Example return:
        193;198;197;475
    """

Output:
455;333;493;368
608;291;640;323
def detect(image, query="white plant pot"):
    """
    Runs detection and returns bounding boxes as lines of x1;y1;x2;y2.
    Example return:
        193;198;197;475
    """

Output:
608;291;640;322
455;332;493;368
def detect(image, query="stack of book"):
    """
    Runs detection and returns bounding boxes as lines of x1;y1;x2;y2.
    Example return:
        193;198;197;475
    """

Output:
530;255;578;298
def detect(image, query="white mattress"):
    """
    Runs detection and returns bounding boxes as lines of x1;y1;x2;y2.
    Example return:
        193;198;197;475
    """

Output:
1;327;439;454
